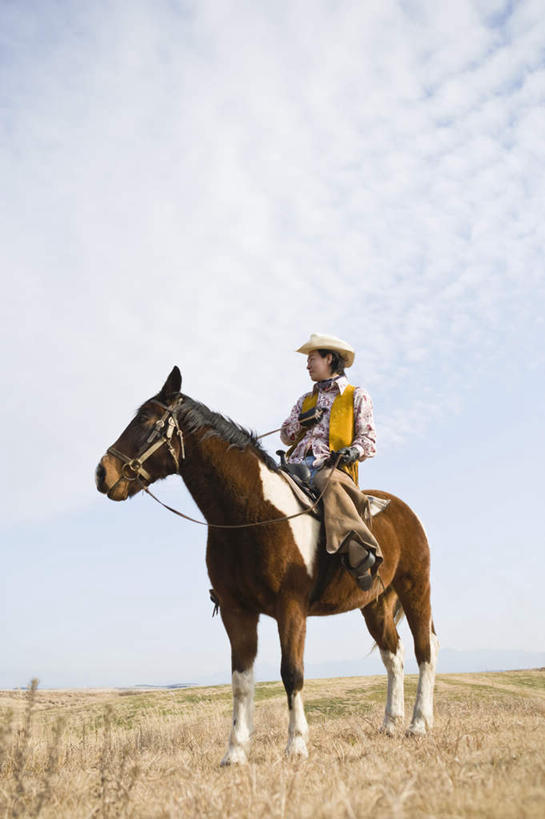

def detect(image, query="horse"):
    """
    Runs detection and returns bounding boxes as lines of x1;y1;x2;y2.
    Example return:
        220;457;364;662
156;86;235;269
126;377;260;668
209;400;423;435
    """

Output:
96;366;438;765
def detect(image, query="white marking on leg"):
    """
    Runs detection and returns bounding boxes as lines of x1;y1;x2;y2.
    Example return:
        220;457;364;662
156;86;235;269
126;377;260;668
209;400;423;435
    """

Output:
258;462;320;576
221;668;254;766
407;629;439;736
379;640;405;735
286;691;309;758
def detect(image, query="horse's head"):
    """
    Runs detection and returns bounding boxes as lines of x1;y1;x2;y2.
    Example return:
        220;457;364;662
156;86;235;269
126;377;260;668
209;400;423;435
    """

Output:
96;366;184;501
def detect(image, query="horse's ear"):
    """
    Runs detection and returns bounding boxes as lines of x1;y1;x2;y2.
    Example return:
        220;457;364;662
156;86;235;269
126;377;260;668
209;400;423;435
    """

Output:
158;366;182;400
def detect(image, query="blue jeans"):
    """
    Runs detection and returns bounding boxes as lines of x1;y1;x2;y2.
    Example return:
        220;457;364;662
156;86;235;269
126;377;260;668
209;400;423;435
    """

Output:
304;455;319;482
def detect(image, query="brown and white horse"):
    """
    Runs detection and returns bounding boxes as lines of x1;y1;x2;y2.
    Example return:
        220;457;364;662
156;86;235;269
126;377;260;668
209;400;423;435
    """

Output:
96;367;438;764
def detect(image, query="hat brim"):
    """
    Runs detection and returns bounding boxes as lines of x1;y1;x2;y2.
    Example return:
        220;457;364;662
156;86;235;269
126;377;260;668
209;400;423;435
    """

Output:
296;342;354;368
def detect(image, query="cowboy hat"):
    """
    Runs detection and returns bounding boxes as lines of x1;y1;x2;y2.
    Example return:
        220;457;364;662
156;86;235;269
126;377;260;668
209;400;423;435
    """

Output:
296;333;355;368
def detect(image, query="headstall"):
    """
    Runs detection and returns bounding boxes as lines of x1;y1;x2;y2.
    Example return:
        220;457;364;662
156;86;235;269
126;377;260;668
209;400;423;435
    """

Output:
106;396;185;497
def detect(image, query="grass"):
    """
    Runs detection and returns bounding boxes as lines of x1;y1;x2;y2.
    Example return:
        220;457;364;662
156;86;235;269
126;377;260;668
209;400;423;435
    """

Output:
1;670;544;817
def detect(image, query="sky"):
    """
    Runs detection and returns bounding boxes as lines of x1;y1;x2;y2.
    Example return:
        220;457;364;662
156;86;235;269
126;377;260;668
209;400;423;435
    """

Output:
1;0;545;688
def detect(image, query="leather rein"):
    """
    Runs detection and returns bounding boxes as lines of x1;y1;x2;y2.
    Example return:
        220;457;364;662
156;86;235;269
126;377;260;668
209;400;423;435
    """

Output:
106;396;341;529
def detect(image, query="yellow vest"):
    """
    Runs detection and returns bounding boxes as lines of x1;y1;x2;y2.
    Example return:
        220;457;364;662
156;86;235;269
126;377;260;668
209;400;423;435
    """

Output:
286;385;358;483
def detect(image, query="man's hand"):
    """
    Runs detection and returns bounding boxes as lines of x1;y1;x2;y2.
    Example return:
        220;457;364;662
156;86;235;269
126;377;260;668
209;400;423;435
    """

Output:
333;446;360;465
298;406;326;428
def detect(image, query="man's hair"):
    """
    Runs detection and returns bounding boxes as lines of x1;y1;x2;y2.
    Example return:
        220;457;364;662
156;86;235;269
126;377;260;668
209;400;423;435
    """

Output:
317;348;346;376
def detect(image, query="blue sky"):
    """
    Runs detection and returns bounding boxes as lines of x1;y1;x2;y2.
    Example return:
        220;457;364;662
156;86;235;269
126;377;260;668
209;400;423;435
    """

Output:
2;0;544;687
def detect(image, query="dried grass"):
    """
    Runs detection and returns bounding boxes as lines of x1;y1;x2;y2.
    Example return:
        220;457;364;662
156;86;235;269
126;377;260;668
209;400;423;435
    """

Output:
1;670;544;818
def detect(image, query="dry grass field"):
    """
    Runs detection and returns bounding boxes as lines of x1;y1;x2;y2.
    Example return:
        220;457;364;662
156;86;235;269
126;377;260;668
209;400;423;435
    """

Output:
1;670;544;818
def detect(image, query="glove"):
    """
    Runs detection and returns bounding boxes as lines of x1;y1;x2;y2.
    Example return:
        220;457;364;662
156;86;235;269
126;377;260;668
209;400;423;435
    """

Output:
333;446;360;466
298;406;326;428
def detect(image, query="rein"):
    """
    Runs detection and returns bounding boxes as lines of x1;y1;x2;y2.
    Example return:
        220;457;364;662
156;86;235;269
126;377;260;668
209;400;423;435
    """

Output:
142;454;342;529
106;395;343;528
256;426;282;439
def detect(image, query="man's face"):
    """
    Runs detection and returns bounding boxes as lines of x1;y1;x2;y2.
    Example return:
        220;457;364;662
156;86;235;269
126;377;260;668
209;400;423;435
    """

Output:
307;350;333;381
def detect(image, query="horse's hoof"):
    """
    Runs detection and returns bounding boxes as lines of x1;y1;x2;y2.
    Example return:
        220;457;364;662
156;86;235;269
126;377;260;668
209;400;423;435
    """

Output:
220;746;248;766
380;719;397;737
285;735;309;759
405;723;427;737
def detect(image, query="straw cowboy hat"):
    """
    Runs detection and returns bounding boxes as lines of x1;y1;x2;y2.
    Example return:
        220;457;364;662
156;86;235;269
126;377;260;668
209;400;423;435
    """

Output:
296;333;355;368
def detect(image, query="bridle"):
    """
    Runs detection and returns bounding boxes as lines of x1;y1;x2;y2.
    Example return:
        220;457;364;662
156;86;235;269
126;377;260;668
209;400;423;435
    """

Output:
106;396;185;499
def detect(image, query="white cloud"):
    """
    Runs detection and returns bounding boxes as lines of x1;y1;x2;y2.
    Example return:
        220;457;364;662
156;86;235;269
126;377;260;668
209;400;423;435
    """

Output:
1;0;544;523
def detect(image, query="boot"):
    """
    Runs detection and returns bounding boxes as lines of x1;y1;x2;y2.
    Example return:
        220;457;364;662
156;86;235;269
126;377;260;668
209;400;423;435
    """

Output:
341;539;377;591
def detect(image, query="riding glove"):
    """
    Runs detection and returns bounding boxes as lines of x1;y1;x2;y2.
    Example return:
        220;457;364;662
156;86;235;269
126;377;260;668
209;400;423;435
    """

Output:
335;446;360;465
298;406;326;428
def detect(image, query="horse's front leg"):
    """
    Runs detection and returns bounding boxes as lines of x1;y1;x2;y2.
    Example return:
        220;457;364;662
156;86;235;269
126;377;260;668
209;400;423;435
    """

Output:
277;598;309;758
220;607;259;766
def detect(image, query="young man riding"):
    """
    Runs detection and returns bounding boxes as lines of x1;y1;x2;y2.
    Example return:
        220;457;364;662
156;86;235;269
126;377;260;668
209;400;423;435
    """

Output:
280;333;383;591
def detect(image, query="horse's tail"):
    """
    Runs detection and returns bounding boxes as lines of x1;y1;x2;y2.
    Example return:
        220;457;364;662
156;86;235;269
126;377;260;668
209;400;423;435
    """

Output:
393;596;405;627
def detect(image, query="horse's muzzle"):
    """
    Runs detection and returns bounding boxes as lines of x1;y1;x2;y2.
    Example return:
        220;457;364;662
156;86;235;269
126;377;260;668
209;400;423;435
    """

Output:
95;454;137;501
95;461;107;494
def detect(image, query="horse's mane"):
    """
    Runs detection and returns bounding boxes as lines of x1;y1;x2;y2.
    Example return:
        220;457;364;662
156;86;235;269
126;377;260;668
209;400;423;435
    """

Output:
177;395;280;472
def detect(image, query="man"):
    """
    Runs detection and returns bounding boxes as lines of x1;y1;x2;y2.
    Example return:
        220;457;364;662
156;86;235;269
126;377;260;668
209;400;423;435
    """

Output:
280;333;383;590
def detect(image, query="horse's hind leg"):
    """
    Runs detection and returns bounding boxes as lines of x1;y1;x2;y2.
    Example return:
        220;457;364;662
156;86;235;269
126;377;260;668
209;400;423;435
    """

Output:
220;607;259;766
277;597;309;758
362;586;405;735
396;576;439;736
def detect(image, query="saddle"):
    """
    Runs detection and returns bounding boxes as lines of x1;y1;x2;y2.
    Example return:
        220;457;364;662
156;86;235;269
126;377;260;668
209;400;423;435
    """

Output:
276;450;321;503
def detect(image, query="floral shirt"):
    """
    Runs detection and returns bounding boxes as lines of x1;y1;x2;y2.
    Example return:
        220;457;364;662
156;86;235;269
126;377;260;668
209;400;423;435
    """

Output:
280;375;376;467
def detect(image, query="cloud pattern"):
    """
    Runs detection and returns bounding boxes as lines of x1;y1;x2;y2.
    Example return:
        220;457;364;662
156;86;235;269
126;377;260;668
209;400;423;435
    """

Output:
1;0;544;521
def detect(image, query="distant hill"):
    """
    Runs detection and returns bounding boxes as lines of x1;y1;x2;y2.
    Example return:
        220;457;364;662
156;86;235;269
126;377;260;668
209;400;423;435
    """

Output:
305;647;545;678
193;648;545;686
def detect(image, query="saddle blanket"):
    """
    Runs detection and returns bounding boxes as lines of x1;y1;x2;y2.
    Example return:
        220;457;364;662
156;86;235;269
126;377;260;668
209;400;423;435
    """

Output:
280;471;391;518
